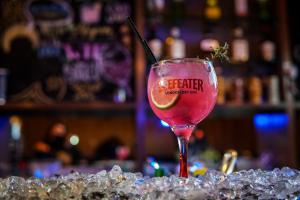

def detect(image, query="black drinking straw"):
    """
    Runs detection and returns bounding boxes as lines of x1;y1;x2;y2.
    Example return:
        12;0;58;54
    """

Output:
126;17;158;64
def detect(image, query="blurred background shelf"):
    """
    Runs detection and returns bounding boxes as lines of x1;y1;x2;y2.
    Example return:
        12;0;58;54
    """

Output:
211;103;288;118
0;101;286;118
0;102;135;114
147;103;289;119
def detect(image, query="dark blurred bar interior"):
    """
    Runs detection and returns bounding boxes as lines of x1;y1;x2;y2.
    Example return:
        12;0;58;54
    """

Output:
0;0;299;178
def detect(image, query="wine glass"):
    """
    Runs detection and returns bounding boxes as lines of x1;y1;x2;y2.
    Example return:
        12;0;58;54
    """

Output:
147;58;217;177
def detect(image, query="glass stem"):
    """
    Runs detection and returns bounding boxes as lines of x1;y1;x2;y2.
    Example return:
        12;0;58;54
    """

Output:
177;136;188;177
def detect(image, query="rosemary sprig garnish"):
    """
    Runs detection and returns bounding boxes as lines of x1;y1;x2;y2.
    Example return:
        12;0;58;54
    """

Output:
207;42;230;63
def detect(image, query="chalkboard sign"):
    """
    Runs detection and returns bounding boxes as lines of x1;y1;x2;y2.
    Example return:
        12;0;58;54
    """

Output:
0;0;134;103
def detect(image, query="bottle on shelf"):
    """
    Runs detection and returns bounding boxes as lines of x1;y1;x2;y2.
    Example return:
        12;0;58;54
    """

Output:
231;27;249;63
234;0;248;17
113;88;127;103
147;0;165;23
147;0;165;14
232;77;244;104
165;27;186;59
9;116;24;175
204;0;222;21
268;75;280;104
248;76;262;105
261;39;276;63
147;26;163;60
215;67;226;104
120;24;132;49
200;29;220;52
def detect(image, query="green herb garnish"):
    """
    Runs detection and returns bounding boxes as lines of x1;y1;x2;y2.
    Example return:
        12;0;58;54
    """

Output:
208;42;230;63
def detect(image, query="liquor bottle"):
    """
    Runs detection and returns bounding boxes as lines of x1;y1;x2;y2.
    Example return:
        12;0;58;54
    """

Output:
165;27;186;59
232;78;244;104
9;116;23;175
120;24;132;49
200;30;219;52
235;0;248;17
268;75;280;104
215;67;225;104
147;0;165;14
113;88;127;103
231;27;249;63
261;39;276;62
248;76;262;105
147;0;165;23
204;0;222;21
148;27;163;60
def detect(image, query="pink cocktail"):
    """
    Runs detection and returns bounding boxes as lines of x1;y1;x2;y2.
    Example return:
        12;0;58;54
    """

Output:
147;58;217;177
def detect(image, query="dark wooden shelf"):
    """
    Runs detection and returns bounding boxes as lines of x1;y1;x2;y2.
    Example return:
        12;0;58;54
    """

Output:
146;103;288;119
216;103;287;109
210;103;288;118
0;102;135;115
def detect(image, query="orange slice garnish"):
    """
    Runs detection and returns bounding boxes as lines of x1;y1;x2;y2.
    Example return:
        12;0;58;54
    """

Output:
150;78;179;109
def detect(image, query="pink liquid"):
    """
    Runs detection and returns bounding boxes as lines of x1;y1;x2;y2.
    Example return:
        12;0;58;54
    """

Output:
148;60;217;140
